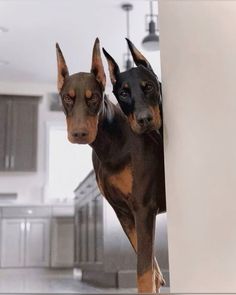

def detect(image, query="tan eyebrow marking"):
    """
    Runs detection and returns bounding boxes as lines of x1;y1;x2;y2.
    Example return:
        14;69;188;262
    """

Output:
68;89;75;97
141;81;147;87
123;83;129;89
85;89;92;99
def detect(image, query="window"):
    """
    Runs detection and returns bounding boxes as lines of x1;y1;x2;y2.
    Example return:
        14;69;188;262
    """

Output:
45;124;93;203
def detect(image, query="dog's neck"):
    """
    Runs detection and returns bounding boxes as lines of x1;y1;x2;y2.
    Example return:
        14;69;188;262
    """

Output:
90;95;131;170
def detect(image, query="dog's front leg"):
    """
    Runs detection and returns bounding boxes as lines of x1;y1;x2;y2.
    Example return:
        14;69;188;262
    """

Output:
135;208;156;293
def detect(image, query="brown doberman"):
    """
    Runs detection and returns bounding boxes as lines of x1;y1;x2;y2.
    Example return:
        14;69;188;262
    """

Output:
56;38;165;293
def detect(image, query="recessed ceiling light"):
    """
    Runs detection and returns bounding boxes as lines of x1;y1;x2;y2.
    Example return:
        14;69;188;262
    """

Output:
0;27;8;33
0;60;9;66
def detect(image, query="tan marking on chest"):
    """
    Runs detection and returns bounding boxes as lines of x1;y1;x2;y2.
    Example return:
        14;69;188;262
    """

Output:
108;165;133;196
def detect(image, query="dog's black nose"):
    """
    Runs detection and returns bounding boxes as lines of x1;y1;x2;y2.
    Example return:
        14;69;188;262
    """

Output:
136;112;153;127
72;130;88;139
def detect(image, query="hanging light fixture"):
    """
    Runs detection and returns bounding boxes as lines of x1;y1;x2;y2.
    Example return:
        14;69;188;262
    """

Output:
121;3;133;70
142;1;159;51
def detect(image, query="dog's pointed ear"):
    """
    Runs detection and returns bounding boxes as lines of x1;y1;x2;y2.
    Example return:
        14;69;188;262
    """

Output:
126;38;154;73
102;48;120;85
91;38;106;90
56;43;69;92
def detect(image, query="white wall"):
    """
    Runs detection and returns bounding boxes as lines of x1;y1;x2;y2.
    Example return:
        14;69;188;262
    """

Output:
160;0;236;292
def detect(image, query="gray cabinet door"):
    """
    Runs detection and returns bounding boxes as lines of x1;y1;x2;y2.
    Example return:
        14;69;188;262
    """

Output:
25;219;50;267
88;202;95;262
10;98;38;171
75;196;104;266
1;219;25;267
94;197;103;262
0;100;10;171
51;218;74;267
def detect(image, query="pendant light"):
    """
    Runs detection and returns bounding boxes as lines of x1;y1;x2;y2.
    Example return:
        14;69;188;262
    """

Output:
142;1;159;51
121;3;133;70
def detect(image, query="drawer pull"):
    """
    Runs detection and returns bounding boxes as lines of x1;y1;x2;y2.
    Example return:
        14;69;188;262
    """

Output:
10;155;15;169
5;155;9;169
26;222;30;232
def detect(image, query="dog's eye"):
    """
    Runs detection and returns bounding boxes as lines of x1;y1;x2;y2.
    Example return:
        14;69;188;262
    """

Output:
144;83;153;92
88;94;99;104
120;90;128;99
92;94;99;101
87;94;100;110
64;96;73;105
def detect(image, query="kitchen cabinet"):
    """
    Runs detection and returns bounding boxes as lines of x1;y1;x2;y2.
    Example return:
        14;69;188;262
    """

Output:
25;219;50;267
0;205;75;269
1;218;50;267
51;217;74;268
1;219;25;267
0;206;51;268
0;100;8;171
0;95;39;172
74;171;104;268
77;199;103;264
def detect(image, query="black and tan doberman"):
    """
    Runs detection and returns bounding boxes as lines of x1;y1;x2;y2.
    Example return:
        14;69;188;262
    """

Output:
103;38;163;136
103;39;166;292
56;38;165;293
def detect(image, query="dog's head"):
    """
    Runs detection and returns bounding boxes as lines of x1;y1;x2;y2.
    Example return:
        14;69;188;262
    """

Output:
56;38;106;144
103;39;161;135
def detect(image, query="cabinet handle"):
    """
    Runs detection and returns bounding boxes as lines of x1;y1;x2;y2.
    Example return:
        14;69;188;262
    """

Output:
20;222;25;231
26;222;30;232
5;155;9;169
10;155;15;169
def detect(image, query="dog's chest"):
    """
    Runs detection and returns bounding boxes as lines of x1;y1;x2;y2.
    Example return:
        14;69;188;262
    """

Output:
98;164;133;199
108;165;133;196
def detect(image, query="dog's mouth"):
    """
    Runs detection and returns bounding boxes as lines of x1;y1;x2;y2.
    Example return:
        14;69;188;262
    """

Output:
128;108;162;135
69;138;91;145
68;134;96;145
131;123;157;135
129;116;161;135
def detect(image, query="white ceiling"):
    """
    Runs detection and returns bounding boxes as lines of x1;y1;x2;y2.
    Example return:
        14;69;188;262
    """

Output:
0;0;160;87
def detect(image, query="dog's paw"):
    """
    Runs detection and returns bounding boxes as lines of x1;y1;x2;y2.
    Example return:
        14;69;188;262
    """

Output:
155;272;166;292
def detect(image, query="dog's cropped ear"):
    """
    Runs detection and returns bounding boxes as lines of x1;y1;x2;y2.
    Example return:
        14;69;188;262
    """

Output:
126;38;155;73
102;48;120;85
91;38;106;91
56;43;69;92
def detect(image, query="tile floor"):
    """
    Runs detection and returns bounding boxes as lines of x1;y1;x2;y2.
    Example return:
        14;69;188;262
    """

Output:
0;269;170;294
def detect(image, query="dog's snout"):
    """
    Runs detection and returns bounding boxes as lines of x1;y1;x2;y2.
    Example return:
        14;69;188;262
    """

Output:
72;130;88;139
136;111;153;127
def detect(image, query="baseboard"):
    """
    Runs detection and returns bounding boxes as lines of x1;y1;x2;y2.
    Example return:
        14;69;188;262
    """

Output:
82;269;118;288
81;268;169;289
118;270;136;288
118;269;170;288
